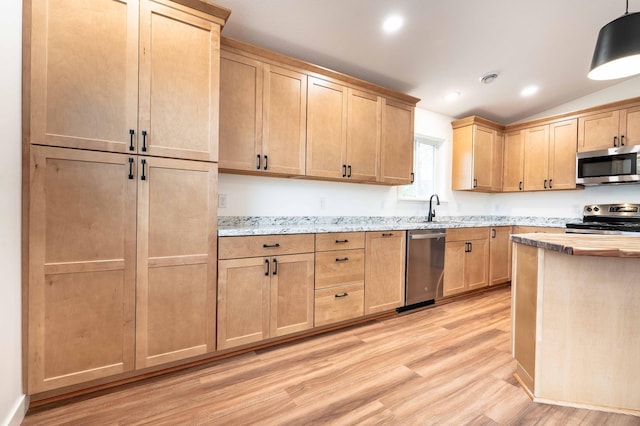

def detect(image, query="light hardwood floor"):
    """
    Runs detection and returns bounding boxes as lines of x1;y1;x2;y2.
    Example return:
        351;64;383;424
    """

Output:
23;287;640;425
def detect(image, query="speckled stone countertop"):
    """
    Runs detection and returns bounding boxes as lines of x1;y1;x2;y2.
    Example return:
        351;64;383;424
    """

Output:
218;216;580;236
511;233;640;257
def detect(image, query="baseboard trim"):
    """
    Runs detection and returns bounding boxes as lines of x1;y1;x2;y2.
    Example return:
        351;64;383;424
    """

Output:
5;394;29;426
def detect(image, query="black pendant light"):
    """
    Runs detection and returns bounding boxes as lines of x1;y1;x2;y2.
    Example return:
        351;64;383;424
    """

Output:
588;0;640;80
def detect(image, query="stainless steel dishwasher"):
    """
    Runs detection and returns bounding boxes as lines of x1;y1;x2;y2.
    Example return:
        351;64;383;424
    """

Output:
399;229;445;312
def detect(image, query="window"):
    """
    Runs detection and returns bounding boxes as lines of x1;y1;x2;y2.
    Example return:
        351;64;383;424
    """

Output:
398;134;442;201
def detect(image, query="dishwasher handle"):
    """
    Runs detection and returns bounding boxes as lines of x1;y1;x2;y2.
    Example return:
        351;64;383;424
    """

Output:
409;232;446;240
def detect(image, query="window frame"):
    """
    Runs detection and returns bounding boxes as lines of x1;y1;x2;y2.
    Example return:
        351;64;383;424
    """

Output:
397;134;443;202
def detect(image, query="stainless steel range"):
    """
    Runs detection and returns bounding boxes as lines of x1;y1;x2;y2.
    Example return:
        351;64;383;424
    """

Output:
565;203;640;235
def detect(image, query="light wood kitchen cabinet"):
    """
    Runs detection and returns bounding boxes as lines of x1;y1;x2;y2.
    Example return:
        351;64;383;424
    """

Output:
451;117;504;192
489;227;512;286
135;157;218;369
27;0;226;161
523;120;577;191
26;146;219;392
347;89;381;182
364;231;406;314
217;235;314;350
503;130;525;192
219;50;307;175
578;104;640;151
314;232;365;326
444;228;490;296
380;100;414;184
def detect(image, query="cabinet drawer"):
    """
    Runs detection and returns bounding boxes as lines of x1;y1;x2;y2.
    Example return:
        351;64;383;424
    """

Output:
446;227;489;242
315;249;364;289
314;283;364;327
315;232;365;251
219;234;314;259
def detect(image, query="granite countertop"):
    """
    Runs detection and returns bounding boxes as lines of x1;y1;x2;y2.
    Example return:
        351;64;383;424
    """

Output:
218;216;578;237
511;233;640;257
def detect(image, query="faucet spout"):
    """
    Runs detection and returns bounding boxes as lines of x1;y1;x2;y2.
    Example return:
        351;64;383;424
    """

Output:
427;193;440;222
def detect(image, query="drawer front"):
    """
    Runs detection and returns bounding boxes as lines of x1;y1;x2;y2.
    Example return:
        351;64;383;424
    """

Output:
314;283;364;327
219;234;315;259
315;249;365;289
446;227;489;242
315;232;365;251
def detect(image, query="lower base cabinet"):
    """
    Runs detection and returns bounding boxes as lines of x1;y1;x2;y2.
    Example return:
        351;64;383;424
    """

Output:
444;228;490;296
217;235;315;350
489;226;512;286
364;231;406;314
314;283;365;327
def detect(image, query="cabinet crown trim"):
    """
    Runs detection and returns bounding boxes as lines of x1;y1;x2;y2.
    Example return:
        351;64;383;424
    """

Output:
451;116;505;131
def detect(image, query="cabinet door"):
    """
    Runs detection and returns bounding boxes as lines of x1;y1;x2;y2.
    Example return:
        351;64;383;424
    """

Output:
262;64;307;176
620;105;640;147
452;126;473;190
217;258;270;350
364;232;406;314
29;0;139;153
346;89;381;182
577;110;619;152
270;254;314;337
380;99;414;184
306;77;347;179
219;51;263;171
136;158;217;368
548;119;577;190
443;241;466;296
139;0;220;161
472;125;495;191
523;125;550;191
28;146;136;393
503;130;524;191
466;238;489;290
492;131;504;191
490;227;512;286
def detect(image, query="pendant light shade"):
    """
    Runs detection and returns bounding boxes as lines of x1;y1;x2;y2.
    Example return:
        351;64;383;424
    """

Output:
588;10;640;80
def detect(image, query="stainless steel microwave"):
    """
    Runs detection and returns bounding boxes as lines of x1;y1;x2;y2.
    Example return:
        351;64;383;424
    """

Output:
576;145;640;185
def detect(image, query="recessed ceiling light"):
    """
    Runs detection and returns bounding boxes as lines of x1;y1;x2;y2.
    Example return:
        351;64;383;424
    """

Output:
444;91;461;101
521;85;539;97
480;71;499;84
382;15;403;33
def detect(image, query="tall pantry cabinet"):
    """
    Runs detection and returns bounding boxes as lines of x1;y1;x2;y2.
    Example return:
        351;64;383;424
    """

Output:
23;0;229;394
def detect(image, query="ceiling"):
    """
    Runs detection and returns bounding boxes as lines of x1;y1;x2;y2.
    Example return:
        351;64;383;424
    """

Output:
212;0;638;124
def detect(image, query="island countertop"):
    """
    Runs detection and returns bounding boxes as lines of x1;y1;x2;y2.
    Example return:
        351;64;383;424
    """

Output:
511;233;640;257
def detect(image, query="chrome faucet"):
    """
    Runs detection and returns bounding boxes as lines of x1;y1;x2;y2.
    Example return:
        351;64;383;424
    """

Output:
427;193;440;222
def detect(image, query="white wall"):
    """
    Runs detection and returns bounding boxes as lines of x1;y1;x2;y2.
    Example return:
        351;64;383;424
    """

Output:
220;77;640;219
0;0;25;425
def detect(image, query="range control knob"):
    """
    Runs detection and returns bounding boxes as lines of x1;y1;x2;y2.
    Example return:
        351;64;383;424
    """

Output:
586;207;593;212
594;207;600;212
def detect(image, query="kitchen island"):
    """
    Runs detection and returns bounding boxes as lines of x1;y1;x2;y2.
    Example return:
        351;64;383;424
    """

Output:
511;233;640;416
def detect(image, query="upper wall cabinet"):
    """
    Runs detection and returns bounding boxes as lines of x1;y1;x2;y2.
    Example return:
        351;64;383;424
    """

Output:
578;104;640;152
218;37;419;185
451;117;504;192
27;0;227;161
219;50;307;175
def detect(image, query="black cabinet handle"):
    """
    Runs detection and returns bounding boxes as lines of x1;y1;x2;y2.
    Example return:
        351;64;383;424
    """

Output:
256;155;261;170
272;258;278;275
473;178;477;188
491;229;496;238
263;243;280;248
140;159;146;180
549;179;553;189
347;165;352;178
128;158;134;179
265;259;270;276
464;242;469;252
621;135;625;146
469;242;473;252
382;233;394;237
613;136;618;147
411;172;415;183
342;164;347;178
141;130;147;152
334;292;348;298
264;155;268;170
335;239;349;244
544;179;548;189
519;181;523;191
129;129;135;151
335;257;349;262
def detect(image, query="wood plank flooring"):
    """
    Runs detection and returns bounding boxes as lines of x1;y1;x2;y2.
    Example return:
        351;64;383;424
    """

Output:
23;287;640;425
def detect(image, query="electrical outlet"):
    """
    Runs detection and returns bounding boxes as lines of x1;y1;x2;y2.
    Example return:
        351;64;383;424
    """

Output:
218;193;227;209
320;197;326;210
